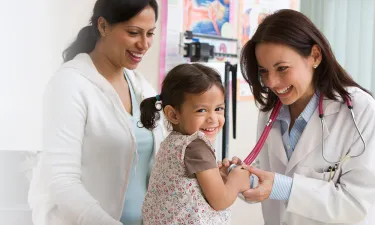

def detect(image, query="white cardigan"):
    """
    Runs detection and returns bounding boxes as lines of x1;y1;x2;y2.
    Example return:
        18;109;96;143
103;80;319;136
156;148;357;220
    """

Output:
28;53;166;225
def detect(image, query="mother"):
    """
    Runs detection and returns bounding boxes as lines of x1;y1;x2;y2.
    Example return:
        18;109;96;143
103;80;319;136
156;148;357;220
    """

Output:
28;1;165;225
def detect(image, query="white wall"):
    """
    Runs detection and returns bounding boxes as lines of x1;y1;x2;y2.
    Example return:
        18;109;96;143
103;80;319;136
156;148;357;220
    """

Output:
1;0;48;223
0;0;49;151
0;0;97;151
0;0;97;224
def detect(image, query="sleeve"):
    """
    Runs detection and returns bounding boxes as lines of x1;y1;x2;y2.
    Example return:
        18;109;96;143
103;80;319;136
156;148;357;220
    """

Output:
184;138;217;176
287;102;375;223
269;173;293;200
31;72;122;225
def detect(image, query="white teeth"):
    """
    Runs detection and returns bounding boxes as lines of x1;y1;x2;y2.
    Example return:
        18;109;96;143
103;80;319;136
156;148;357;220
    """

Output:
202;128;216;132
276;85;292;94
129;51;143;58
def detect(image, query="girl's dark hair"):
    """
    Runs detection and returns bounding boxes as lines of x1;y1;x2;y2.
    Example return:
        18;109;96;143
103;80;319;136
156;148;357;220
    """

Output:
140;63;225;130
240;9;372;112
62;0;158;62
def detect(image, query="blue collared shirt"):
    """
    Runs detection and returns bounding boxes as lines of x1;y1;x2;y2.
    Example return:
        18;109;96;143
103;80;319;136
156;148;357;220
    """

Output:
268;93;319;200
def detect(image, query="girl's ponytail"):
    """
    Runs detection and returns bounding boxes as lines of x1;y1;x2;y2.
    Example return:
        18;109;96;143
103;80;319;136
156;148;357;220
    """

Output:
140;95;162;130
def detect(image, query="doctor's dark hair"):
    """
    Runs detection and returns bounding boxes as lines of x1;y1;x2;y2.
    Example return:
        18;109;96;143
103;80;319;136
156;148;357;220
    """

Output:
240;9;372;112
62;0;158;62
140;63;225;130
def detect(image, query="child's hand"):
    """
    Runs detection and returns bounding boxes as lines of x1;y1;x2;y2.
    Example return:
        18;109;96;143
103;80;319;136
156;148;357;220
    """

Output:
217;156;242;183
228;165;251;193
219;164;229;183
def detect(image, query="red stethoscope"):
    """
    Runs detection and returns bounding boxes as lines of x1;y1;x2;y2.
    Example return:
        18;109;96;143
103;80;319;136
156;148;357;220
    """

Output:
243;94;366;172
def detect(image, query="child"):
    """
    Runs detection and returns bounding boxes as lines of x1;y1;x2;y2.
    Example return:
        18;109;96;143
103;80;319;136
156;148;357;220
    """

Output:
140;63;251;225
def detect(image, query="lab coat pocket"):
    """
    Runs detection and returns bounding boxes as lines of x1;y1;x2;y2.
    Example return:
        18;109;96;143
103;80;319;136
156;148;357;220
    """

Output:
298;166;328;181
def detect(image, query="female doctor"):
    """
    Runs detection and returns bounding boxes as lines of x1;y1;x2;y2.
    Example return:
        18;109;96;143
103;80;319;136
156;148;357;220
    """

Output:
228;9;375;225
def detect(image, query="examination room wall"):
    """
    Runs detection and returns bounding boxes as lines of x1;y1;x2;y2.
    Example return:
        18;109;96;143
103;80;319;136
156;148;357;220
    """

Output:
0;0;105;224
0;0;50;224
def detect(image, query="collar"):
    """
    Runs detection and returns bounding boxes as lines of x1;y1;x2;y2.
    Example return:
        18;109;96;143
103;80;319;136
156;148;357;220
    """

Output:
277;92;319;122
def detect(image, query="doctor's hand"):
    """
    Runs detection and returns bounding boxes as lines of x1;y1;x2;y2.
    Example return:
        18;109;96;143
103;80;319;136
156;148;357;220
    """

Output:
242;167;275;202
217;156;242;183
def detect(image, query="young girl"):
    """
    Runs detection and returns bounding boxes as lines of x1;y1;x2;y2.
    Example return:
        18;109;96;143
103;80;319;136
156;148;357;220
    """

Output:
140;63;251;224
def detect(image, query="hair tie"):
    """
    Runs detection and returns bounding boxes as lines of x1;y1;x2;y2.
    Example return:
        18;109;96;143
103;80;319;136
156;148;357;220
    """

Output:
155;94;162;110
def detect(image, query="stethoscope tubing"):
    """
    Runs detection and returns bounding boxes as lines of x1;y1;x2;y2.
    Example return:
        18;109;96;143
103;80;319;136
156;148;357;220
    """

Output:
244;94;366;166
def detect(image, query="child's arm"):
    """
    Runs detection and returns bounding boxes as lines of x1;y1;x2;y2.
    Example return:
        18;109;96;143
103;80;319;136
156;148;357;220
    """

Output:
196;166;250;211
185;139;251;211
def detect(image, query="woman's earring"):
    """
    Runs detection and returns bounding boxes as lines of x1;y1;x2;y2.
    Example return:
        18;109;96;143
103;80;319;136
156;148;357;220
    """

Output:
313;64;318;69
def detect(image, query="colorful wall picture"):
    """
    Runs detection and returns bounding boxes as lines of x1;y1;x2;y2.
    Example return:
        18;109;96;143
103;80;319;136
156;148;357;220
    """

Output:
238;0;300;47
183;0;233;37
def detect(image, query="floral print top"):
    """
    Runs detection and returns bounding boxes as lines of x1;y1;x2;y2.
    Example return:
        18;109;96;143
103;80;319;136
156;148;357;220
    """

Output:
142;131;231;225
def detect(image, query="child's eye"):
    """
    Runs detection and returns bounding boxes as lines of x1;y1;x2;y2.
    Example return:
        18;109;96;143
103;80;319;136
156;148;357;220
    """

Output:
215;107;225;111
196;109;207;113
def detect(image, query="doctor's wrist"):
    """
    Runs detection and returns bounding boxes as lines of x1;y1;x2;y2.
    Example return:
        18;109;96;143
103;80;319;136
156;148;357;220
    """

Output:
269;173;293;201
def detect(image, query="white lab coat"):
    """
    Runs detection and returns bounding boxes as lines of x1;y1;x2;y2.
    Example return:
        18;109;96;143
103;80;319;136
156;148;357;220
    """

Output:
257;87;375;225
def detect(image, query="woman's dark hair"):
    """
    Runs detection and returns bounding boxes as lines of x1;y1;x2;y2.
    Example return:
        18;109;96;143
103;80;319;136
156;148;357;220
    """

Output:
240;9;371;112
140;63;225;130
63;0;158;62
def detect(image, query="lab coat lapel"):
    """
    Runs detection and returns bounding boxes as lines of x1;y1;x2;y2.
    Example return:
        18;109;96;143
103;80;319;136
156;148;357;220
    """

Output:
268;121;288;166
285;98;341;173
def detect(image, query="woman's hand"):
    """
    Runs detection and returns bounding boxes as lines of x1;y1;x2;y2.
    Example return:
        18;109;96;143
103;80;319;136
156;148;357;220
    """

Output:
217;156;243;183
241;167;275;202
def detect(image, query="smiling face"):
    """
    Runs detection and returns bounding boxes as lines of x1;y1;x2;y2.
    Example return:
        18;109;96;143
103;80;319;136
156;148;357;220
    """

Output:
173;85;225;143
98;5;156;70
255;42;318;107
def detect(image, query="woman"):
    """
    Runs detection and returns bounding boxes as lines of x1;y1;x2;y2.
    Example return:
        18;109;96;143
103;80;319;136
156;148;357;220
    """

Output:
28;1;165;225
222;9;375;225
